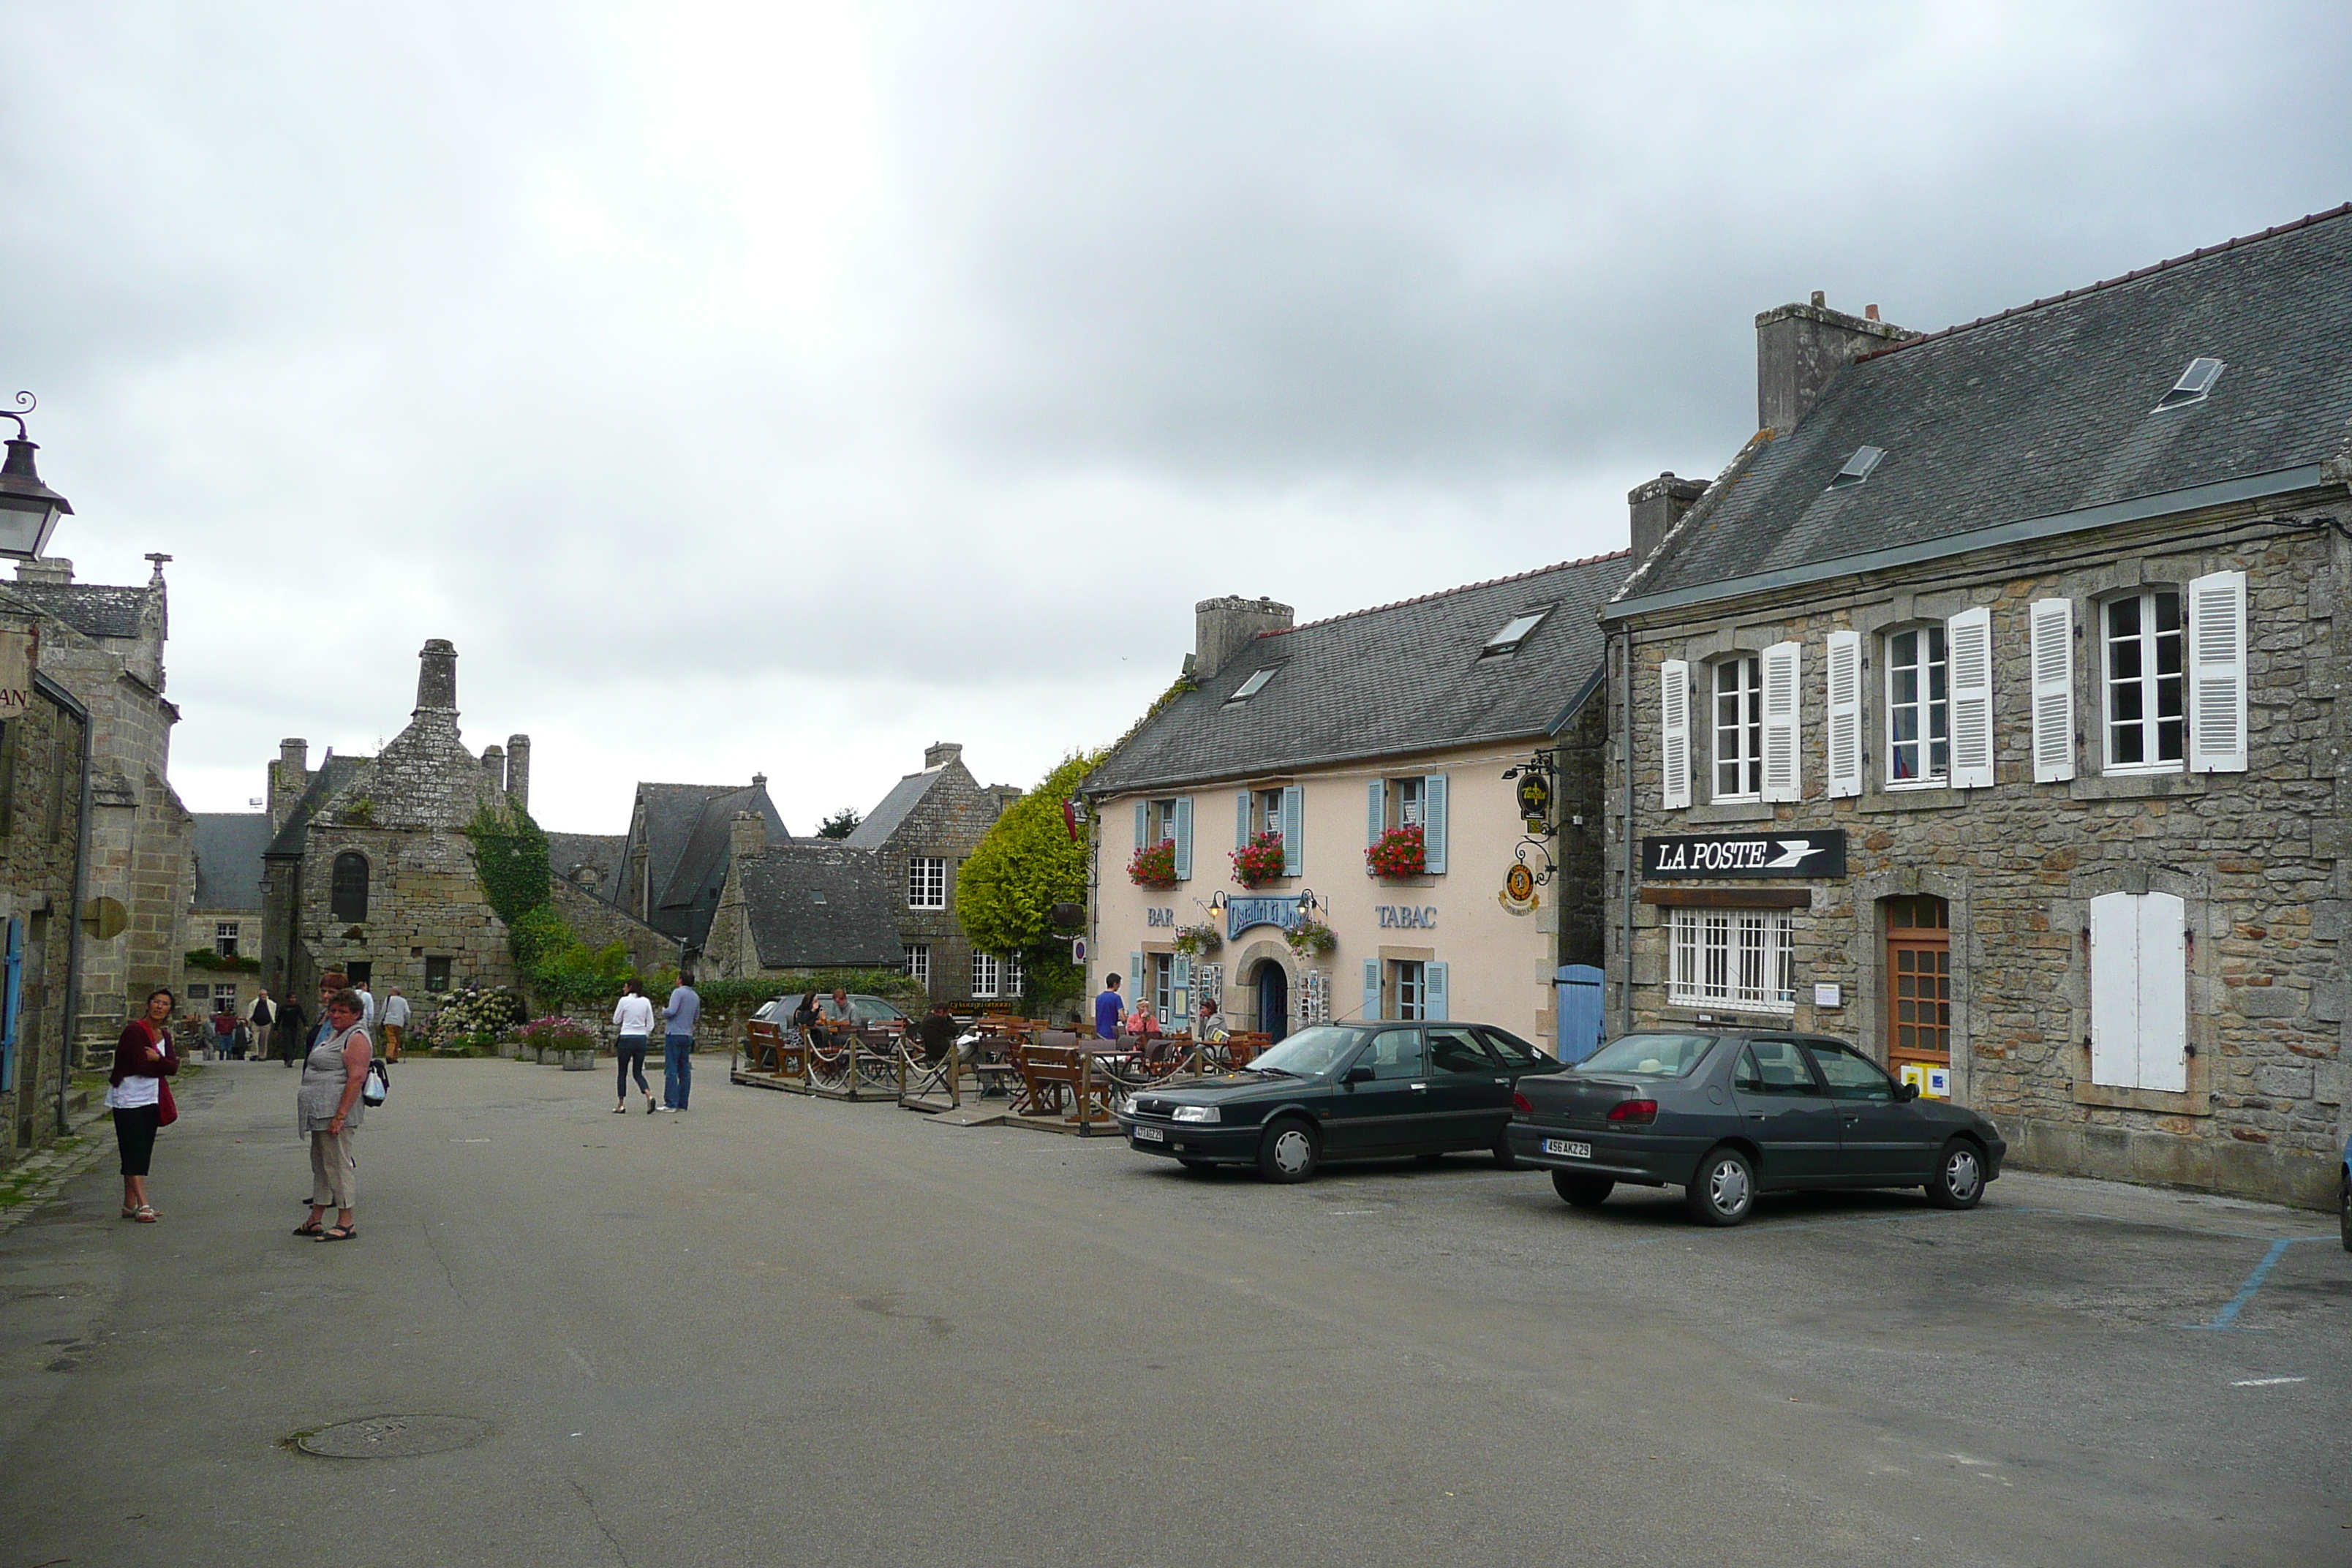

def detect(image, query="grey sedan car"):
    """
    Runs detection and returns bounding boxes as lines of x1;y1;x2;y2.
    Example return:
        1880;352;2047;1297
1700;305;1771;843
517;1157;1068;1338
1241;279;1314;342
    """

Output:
1509;1029;2005;1226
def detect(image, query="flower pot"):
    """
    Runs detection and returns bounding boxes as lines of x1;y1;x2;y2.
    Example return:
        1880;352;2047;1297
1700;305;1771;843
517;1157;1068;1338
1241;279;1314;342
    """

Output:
496;1041;521;1059
559;1048;594;1071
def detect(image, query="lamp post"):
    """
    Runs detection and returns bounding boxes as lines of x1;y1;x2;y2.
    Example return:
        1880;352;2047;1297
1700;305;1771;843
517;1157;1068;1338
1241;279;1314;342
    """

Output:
0;395;72;560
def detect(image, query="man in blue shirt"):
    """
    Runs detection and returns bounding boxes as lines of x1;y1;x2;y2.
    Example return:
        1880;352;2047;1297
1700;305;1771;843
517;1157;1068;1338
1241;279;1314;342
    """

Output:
663;973;703;1112
1093;973;1126;1041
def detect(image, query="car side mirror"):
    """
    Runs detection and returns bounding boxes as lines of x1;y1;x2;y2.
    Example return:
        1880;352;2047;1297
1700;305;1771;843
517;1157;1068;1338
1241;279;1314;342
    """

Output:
1896;1082;1919;1102
1344;1065;1373;1085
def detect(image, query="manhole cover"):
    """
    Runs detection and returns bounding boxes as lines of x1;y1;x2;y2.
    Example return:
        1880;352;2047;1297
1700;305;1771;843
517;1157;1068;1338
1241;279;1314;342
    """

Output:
297;1414;491;1458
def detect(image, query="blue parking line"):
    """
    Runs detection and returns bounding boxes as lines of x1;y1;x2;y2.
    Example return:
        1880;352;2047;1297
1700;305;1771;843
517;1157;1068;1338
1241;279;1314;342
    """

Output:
2184;1237;2337;1332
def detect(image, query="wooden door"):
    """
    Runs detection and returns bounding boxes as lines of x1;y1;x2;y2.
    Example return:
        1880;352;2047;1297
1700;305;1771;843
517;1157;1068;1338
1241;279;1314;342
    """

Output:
1884;896;1950;1069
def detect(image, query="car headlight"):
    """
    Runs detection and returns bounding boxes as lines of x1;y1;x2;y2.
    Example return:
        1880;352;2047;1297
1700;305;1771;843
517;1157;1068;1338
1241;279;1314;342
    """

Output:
1172;1104;1220;1124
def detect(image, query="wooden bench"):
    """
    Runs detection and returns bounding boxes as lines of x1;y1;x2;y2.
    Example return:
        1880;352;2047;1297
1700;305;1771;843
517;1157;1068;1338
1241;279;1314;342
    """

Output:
1009;1036;1118;1134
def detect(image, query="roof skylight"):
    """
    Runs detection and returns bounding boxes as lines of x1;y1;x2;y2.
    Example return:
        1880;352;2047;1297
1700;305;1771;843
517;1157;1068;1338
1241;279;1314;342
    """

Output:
1826;445;1885;489
2155;356;2224;411
1226;667;1275;703
1481;608;1553;656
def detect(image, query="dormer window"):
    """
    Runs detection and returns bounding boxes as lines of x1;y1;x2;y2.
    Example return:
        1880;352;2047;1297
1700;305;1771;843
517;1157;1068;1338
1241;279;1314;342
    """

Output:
2154;357;2223;411
1827;445;1885;489
1481;607;1553;657
1227;667;1275;703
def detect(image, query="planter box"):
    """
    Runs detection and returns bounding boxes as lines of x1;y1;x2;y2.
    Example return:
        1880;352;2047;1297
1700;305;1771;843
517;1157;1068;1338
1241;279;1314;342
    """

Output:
559;1049;594;1071
496;1041;521;1059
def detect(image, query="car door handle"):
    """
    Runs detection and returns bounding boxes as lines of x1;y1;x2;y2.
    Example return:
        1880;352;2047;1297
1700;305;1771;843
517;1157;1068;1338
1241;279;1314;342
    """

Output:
1746;1112;1765;1121
1410;1082;1427;1091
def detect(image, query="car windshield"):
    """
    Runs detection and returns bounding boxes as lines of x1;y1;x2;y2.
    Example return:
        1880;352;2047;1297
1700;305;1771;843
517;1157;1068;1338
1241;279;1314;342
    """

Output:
1245;1026;1365;1077
851;998;904;1023
1578;1032;1719;1078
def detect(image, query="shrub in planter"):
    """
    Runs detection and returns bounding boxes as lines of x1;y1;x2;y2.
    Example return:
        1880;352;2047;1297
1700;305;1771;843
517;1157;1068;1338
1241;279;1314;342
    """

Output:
1229;830;1286;889
1172;923;1222;957
1365;824;1426;879
1285;919;1337;958
1126;839;1177;889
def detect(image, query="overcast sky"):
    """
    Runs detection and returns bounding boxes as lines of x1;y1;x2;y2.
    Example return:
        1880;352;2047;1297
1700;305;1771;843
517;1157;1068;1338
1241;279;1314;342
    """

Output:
4;2;2348;833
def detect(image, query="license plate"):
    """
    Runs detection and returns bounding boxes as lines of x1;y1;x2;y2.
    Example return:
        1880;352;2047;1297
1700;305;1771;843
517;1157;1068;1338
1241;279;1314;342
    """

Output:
1543;1139;1592;1159
1132;1125;1165;1143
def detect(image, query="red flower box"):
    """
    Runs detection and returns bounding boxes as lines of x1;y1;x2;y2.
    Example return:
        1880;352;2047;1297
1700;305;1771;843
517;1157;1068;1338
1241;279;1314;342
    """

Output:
1229;830;1286;889
1128;839;1177;889
1365;824;1426;879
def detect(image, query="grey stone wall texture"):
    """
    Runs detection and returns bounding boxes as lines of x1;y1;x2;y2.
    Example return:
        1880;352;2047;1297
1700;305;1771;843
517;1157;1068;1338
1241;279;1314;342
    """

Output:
1609;495;2348;1208
0;624;86;1164
858;755;1019;1003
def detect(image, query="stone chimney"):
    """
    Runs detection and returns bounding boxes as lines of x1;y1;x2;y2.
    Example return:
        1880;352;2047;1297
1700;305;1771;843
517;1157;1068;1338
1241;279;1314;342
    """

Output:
414;638;458;716
1194;595;1294;681
924;742;963;770
480;743;505;795
1629;472;1710;564
14;557;72;585
730;810;768;859
505;734;531;813
269;739;309;831
1754;293;1910;435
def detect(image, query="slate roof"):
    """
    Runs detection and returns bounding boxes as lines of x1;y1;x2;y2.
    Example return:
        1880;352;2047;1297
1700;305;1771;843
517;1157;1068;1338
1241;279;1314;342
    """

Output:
263;755;371;857
2;581;147;640
191;813;272;912
735;843;902;969
546;831;625;890
1621;203;2352;608
1088;551;1632;796
843;767;944;849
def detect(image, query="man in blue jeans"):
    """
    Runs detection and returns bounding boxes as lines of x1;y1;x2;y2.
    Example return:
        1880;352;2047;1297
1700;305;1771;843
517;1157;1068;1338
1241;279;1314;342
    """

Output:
662;973;703;1111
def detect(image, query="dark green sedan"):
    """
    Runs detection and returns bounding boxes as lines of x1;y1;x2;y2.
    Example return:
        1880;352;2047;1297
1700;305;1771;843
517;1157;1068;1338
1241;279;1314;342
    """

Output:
1115;1021;1566;1182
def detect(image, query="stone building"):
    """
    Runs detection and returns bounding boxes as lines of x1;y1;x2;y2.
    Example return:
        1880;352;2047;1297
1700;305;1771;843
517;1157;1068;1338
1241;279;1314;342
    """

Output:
7;557;192;1059
1599;206;2352;1206
701;815;903;981
0;606;88;1161
842;743;1021;1003
1085;567;1625;1052
608;780;788;957
181;813;271;1021
259;640;532;1003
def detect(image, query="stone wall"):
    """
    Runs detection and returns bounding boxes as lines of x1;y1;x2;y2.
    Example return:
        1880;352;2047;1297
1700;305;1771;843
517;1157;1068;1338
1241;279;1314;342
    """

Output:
549;875;681;977
0;654;86;1163
1607;494;2347;1207
1553;697;1607;970
877;760;1016;1002
290;819;516;1003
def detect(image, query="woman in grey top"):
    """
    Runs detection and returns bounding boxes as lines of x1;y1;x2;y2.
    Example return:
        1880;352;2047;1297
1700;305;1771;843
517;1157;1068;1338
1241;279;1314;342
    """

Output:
295;989;371;1242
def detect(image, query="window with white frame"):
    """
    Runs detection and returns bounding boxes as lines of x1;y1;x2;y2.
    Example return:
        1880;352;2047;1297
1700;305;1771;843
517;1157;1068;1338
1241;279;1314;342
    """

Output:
904;944;930;989
1003;951;1024;998
1711;657;1763;800
1390;960;1426;1021
1387;777;1425;829
214;921;240;958
1885;624;1950;785
1255;787;1286;837
907;856;947;910
1150;952;1177;1018
970;950;1000;999
1668;908;1797;1013
2103;589;2185;772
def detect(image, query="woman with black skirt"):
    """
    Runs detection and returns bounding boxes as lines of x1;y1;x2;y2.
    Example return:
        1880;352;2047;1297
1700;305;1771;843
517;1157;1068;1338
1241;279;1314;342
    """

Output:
108;989;179;1223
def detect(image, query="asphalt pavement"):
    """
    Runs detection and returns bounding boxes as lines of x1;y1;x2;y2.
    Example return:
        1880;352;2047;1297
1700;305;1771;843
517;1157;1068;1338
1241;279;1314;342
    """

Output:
0;1057;2345;1567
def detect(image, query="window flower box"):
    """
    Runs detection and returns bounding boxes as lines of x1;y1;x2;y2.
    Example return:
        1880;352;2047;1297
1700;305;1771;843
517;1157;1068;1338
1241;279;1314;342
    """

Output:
1365;824;1426;879
1230;830;1286;889
1173;924;1223;957
1128;840;1178;889
1285;920;1337;958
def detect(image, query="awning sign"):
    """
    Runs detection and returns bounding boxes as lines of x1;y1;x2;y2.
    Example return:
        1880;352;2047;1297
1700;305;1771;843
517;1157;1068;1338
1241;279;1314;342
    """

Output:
1642;830;1846;880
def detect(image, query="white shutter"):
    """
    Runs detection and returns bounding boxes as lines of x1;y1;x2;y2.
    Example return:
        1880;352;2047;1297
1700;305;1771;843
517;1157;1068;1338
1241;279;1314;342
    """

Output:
1946;607;1994;789
2087;893;2138;1088
1825;630;1863;799
1362;960;1382;1022
2029;598;2076;784
1659;659;1692;810
1172;796;1194;881
1760;641;1801;802
1422;774;1448;874
1281;785;1303;875
1425;962;1448;1022
2187;570;2248;773
2137;892;2187;1092
1236;791;1251;851
1366;780;1385;853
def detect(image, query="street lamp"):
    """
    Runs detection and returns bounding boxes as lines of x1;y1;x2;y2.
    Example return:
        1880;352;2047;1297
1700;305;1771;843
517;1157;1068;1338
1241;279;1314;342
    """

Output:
0;395;72;560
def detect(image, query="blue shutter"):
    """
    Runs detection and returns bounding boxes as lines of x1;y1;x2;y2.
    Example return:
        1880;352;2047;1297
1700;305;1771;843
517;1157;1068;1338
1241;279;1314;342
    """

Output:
1281;785;1303;876
1134;802;1150;854
0;918;18;1093
1362;960;1381;1022
1173;954;1191;1019
1366;779;1385;853
1172;796;1194;881
1235;790;1251;851
1128;951;1144;1019
1424;962;1448;1022
1422;774;1448;875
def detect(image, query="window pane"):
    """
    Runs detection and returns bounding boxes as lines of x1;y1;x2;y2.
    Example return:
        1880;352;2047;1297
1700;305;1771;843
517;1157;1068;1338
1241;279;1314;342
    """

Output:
1806;1042;1893;1101
1360;1028;1423;1079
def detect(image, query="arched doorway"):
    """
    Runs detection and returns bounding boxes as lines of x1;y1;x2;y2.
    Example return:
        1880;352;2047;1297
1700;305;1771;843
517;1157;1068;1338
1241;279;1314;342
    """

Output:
1254;958;1290;1042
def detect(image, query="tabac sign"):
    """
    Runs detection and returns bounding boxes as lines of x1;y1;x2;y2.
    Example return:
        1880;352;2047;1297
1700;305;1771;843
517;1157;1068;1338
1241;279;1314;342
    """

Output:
0;627;30;716
1642;829;1846;880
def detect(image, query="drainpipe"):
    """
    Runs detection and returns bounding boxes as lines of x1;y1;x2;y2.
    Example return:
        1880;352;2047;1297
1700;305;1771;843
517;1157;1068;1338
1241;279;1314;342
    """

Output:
1617;627;1636;1036
38;672;91;1137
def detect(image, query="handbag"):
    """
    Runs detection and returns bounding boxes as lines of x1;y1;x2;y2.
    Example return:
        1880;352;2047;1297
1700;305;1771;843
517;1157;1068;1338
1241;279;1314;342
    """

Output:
157;1077;178;1128
361;1057;390;1107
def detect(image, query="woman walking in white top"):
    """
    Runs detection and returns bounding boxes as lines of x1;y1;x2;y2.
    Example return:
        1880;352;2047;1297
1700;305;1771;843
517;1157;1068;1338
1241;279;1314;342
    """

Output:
612;979;657;1114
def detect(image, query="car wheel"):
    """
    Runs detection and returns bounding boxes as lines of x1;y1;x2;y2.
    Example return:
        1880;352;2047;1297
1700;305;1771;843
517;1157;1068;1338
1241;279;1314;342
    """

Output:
1552;1171;1613;1208
1492;1134;1520;1171
1256;1117;1320;1183
1685;1145;1756;1226
1926;1138;1986;1210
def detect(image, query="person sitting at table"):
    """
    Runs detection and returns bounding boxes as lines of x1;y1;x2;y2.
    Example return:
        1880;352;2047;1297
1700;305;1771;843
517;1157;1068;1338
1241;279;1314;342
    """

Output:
912;1001;959;1065
1126;999;1168;1064
1197;998;1230;1047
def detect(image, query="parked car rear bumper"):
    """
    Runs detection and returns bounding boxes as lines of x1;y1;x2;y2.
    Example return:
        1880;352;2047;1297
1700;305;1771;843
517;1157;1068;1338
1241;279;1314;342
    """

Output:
1507;1121;1703;1185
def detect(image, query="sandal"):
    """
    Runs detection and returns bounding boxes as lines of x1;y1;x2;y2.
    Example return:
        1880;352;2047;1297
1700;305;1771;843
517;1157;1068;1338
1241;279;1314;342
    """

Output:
130;1205;159;1223
315;1224;358;1242
294;1220;324;1237
612;1104;628;1114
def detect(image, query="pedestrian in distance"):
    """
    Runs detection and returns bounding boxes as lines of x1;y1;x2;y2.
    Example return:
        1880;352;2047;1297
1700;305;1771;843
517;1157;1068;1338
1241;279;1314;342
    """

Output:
210;1000;238;1060
380;986;410;1062
612;979;657;1115
353;976;376;1030
272;992;307;1068
247;987;276;1063
108;988;179;1223
295;988;371;1242
1093;972;1126;1041
663;970;702;1112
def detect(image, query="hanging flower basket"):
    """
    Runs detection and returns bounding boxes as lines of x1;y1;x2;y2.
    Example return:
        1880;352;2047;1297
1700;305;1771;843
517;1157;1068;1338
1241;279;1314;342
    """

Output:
1127;840;1177;889
1365;824;1426;879
1230;830;1286;889
1285;919;1337;958
1172;923;1223;957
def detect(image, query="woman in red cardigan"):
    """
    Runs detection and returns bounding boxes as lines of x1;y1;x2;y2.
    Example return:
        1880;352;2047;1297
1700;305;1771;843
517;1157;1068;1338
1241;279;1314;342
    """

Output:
108;989;180;1222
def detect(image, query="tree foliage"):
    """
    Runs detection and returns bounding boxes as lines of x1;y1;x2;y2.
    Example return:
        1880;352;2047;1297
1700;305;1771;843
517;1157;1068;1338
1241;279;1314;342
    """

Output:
815;806;862;840
957;750;1101;1011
